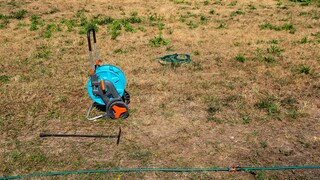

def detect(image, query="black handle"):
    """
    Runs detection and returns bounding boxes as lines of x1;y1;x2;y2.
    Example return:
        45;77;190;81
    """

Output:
40;133;117;138
87;28;97;52
117;127;122;145
39;127;122;145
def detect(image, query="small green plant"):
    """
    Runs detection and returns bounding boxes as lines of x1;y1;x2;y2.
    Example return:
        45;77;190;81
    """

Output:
96;14;143;39
255;48;263;55
312;32;320;43
172;0;186;4
29;15;43;31
259;21;296;34
123;23;136;32
16;22;28;29
44;24;61;38
193;50;200;56
203;0;210;5
247;4;257;10
76;8;87;18
254;47;263;59
255;97;280;116
299;37;309;44
96;16;114;25
312;14;319;20
108;20;121;39
158;23;165;31
7;1;17;6
216;22;226;29
148;13;163;26
30;24;37;31
148;13;162;21
60;18;76;31
0;14;9;29
149;34;169;47
235;54;246;63
213;0;223;5
241;115;251;124
276;1;289;9
312;32;320;39
268;39;279;44
267;45;283;56
35;45;51;59
299;12;310;16
282;23;296;34
166;45;174;51
228;0;237;6
186;20;199;29
179;16;186;23
0;14;8;20
123;15;143;24
75;11;100;34
49;8;59;14
0;75;10;83
231;9;245;16
113;48;127;54
200;15;207;23
259;21;274;30
13;9;27;20
263;57;275;63
260;141;268;148
256;40;265;44
298;65;310;74
138;26;147;32
78;15;99;34
209;10;215;15
130;11;138;17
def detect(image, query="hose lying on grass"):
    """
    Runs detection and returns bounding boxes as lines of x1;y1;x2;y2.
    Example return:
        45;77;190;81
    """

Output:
2;166;320;179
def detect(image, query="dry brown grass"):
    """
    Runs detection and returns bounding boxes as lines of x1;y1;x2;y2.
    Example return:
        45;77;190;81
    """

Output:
1;0;320;179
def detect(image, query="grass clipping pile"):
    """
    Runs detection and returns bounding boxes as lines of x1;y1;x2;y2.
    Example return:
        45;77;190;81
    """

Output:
0;0;320;179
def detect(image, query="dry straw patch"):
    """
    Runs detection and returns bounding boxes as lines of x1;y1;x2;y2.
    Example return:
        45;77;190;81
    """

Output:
1;0;320;179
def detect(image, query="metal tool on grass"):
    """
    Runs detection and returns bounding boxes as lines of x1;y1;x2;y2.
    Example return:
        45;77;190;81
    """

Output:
40;128;122;144
86;28;130;121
